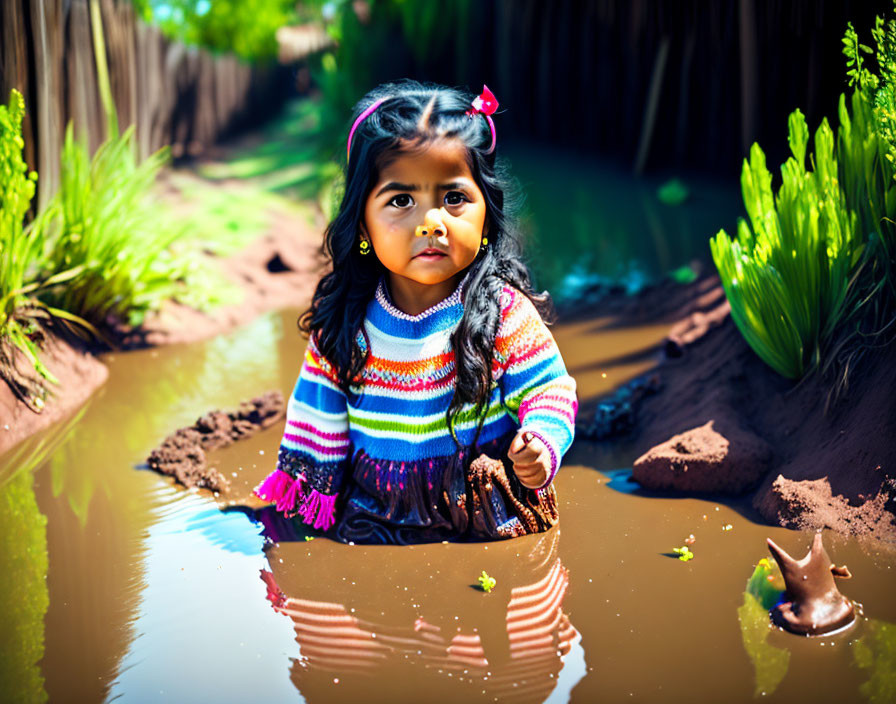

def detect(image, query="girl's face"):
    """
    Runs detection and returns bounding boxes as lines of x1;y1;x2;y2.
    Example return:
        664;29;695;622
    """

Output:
362;139;487;314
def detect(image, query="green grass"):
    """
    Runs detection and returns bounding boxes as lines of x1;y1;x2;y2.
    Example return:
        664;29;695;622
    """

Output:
39;124;186;328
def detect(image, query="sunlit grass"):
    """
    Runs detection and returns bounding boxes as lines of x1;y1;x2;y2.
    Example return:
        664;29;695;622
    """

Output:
711;110;863;379
39;124;186;328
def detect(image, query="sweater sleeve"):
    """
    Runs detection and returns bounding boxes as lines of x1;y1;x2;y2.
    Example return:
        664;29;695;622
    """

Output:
496;288;578;487
254;334;350;530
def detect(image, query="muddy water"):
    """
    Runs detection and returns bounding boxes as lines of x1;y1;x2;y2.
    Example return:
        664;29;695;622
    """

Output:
2;307;895;703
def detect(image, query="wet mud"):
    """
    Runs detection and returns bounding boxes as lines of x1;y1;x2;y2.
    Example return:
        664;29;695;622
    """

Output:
147;391;285;490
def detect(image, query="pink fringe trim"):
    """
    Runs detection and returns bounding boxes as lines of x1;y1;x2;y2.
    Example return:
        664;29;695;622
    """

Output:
298;488;338;531
255;469;306;515
276;477;304;516
254;470;336;530
254;469;293;503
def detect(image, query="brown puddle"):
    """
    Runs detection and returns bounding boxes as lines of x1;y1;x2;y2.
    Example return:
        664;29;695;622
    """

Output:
2;307;895;703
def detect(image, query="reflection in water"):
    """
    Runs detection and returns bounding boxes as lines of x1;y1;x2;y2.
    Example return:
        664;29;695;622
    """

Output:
0;402;89;703
737;558;788;697
0;469;49;703
260;529;584;703
0;402;88;488
597;468;640;495
105;487;299;702
103;311;285;462
853;619;896;704
3;303;893;702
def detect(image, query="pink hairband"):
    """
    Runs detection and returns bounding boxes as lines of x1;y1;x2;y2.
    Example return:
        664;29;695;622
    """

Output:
346;97;387;161
345;85;499;161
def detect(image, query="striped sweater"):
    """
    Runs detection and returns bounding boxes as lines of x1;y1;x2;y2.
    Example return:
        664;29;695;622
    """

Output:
256;278;578;532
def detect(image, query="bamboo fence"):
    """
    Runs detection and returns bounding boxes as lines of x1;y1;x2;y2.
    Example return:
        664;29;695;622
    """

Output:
0;0;305;209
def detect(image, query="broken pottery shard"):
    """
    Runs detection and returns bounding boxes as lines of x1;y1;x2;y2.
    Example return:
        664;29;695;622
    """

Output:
632;420;771;494
766;533;855;636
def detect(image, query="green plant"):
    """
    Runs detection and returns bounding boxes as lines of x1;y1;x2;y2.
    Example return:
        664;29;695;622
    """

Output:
710;110;863;379
804;7;896;401
0;90;92;410
477;570;496;592
40;0;224;328
40;124;185;328
843;14;896;306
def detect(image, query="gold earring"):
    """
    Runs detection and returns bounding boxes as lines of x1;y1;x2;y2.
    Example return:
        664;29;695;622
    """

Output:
480;236;488;250
359;239;371;255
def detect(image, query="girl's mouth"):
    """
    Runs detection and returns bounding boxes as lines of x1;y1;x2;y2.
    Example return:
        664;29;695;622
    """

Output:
415;248;448;259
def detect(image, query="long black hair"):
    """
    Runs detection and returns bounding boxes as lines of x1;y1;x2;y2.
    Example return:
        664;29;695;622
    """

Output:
300;79;550;439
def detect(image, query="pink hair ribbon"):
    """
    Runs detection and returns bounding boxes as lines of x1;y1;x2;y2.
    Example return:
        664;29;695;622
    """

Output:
466;85;499;154
346;97;387;161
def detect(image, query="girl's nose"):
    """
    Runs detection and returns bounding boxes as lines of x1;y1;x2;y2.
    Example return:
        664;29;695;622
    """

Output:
415;208;447;238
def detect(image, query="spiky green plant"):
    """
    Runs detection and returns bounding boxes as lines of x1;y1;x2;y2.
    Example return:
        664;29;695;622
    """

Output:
0;89;93;410
710;111;863;379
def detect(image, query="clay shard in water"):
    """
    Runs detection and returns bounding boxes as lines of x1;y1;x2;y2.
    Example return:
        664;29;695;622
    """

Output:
766;532;855;636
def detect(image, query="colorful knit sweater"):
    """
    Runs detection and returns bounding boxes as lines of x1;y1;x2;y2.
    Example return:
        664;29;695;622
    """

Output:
255;278;578;535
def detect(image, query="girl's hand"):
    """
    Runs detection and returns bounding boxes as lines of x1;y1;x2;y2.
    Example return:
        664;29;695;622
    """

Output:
507;430;551;489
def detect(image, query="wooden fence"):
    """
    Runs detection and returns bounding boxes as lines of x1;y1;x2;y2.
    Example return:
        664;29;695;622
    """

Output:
0;0;305;210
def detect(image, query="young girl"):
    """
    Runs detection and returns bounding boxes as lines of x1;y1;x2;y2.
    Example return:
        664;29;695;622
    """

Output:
255;80;577;545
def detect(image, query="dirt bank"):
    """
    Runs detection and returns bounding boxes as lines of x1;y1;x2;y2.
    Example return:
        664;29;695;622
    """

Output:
575;275;896;544
0;332;109;457
111;202;322;349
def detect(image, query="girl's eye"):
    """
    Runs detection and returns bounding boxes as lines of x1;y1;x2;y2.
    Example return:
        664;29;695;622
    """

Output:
445;191;468;206
388;194;414;208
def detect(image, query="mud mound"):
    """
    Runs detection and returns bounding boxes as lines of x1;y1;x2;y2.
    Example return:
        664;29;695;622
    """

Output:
147;391;285;490
574;275;896;543
755;475;896;543
633;419;771;494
